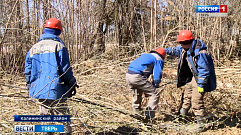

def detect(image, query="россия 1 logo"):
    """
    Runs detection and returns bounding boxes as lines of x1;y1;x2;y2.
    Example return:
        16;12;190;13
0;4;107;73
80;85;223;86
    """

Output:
196;5;227;17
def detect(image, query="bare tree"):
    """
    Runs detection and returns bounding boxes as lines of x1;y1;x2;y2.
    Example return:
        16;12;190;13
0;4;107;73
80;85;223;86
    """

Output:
0;0;240;73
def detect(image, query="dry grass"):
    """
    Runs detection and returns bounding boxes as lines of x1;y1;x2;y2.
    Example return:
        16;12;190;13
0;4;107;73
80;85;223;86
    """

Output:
0;57;241;134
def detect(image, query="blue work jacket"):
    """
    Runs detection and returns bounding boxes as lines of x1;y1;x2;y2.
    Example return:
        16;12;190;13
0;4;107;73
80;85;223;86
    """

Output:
24;34;76;100
128;52;164;84
165;39;216;92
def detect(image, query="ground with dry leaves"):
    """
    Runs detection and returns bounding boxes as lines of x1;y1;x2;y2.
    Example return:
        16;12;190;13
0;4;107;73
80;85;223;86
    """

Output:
0;57;241;135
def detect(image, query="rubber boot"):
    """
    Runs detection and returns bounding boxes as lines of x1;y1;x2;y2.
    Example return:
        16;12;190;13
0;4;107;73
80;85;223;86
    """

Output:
175;108;188;123
180;108;188;116
196;115;206;132
144;107;155;120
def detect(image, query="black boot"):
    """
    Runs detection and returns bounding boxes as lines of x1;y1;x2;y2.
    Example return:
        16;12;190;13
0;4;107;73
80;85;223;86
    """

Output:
144;107;155;120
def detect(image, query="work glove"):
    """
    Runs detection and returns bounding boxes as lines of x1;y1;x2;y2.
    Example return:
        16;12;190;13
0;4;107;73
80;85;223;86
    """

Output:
198;87;204;93
70;84;79;97
153;80;160;88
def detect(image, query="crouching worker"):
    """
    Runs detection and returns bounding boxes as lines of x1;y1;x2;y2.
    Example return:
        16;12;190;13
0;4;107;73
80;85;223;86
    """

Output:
24;18;78;134
165;30;216;132
126;48;166;120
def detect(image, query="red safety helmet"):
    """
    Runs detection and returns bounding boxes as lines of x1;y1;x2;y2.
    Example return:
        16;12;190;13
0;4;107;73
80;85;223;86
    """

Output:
177;30;194;42
155;48;166;60
44;18;63;31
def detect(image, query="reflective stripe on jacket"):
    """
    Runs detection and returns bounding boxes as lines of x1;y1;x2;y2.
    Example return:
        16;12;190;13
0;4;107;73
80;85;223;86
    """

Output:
24;38;76;100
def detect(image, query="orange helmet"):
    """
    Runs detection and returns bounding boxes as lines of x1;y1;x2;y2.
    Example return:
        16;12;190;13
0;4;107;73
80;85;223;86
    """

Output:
44;18;63;31
177;30;194;42
155;48;166;60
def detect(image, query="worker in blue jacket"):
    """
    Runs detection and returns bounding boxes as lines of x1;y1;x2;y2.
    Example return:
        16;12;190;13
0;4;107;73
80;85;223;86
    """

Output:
24;18;78;134
126;48;166;120
165;30;216;132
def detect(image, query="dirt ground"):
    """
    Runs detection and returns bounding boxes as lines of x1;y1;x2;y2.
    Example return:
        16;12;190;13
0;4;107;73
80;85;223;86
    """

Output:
0;58;241;134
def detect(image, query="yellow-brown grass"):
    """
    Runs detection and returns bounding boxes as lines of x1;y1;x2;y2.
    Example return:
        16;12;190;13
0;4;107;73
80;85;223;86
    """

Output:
0;58;241;134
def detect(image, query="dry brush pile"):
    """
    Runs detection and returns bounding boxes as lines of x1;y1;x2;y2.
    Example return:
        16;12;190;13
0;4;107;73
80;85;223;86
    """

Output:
0;57;241;134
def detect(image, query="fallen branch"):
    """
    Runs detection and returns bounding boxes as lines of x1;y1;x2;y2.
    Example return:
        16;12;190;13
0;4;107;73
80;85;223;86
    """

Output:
0;83;28;90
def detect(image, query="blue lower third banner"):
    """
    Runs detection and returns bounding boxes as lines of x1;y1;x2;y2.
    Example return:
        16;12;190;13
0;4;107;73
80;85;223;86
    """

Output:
14;115;70;122
14;125;64;132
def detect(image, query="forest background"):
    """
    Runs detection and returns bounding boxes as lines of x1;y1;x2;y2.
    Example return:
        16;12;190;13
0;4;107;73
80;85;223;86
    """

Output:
0;0;241;134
